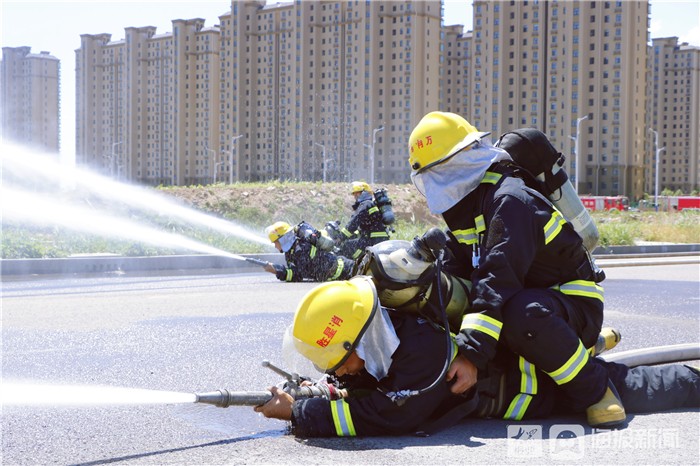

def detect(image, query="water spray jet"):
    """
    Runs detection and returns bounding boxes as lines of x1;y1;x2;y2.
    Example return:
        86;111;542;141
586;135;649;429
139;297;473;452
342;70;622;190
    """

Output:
1;383;197;407
1;141;272;250
2;185;256;263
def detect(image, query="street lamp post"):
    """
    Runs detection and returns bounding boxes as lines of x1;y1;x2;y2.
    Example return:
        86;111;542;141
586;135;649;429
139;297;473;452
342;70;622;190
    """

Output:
205;146;216;184
213;162;224;184
314;142;327;182
230;135;243;184
569;115;588;194
649;128;665;211
112;141;123;180
369;126;384;185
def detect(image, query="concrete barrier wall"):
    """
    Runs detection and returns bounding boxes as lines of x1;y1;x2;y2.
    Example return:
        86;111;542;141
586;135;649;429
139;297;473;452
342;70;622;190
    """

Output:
0;254;284;276
592;244;700;255
1;245;698;277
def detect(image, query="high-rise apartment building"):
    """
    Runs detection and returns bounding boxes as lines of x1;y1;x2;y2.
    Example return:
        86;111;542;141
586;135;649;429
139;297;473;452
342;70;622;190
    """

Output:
76;0;443;185
1;46;60;153
648;37;700;194
75;0;697;198
471;0;650;199
221;0;442;184
76;19;221;185
442;24;472;117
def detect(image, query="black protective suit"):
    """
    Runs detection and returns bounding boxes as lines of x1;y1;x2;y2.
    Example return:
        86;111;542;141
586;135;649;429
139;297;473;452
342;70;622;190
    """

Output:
274;223;354;282
441;161;609;414
339;191;390;260
290;310;699;437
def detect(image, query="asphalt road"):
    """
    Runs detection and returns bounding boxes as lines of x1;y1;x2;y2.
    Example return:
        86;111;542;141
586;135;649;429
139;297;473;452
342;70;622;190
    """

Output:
1;262;699;465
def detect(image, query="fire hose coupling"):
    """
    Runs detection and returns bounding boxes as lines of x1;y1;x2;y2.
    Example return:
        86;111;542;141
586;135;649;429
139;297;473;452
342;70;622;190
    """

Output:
194;385;348;408
194;360;348;408
194;389;273;408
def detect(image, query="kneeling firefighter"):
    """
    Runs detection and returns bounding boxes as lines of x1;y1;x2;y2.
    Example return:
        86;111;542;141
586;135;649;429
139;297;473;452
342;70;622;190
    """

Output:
407;111;617;427
264;221;354;282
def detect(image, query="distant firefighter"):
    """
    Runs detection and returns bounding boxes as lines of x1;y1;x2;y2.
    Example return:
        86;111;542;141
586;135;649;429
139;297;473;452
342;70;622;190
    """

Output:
264;221;354;282
333;181;392;260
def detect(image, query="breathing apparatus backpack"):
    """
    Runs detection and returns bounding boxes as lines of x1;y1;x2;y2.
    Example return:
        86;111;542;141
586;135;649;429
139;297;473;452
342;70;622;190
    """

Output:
296;221;335;252
494;128;600;251
356;228;471;334
373;188;395;226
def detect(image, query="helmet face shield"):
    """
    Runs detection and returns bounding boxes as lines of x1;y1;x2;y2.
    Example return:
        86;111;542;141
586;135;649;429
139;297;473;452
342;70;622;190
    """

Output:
278;229;297;252
410;141;509;214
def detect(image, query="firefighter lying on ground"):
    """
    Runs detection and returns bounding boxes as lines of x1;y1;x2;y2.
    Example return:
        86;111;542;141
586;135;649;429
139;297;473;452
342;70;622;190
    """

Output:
264;221;354;282
407;111;623;427
254;273;699;437
332;181;391;260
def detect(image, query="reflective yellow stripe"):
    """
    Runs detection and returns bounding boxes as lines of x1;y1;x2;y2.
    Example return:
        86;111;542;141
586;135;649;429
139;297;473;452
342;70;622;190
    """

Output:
285;269;293;281
341;228;353;238
453;214;486;246
370;231;389;238
482;171;502;185
330;399;356;436
553;280;605;302
309;245;317;259
460;313;502;341
503;357;538;420
546;340;589;385
453;228;478;245
351;248;363;259
330;258;344;280
543;210;566;245
474;214;486;234
519;357;538;395
503;393;533;421
451;339;459;362
368;206;379;214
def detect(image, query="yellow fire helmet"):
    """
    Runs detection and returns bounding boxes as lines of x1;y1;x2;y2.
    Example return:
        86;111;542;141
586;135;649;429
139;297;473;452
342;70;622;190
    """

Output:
351;181;372;194
408;111;491;174
291;276;378;373
265;221;293;243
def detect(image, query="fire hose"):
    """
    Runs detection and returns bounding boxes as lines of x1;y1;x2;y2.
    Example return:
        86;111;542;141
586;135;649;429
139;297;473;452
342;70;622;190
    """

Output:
601;342;700;368
193;345;699;408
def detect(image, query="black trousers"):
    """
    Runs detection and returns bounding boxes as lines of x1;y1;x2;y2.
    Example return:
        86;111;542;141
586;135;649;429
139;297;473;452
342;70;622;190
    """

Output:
500;359;700;419
499;288;606;411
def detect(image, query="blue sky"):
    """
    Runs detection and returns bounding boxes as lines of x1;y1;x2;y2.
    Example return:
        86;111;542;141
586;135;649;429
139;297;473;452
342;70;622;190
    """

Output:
2;0;698;158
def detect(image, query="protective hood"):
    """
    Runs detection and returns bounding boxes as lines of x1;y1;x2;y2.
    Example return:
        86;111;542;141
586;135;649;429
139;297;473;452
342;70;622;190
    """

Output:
353;190;374;209
278;229;297;253
411;139;512;214
355;307;400;381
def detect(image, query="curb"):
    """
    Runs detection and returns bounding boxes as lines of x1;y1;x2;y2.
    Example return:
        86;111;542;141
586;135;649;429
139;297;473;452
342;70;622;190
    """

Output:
0;253;284;277
1;245;699;278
